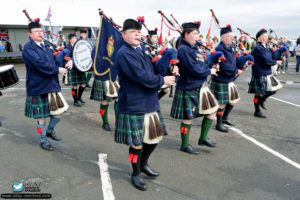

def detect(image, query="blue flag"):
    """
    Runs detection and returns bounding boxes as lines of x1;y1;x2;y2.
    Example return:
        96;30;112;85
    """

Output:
93;17;123;82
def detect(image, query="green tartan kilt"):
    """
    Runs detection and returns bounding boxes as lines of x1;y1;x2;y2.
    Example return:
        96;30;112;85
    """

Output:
210;81;230;105
170;87;203;120
115;111;166;146
24;94;51;119
66;69;87;85
90;79;114;102
248;76;271;95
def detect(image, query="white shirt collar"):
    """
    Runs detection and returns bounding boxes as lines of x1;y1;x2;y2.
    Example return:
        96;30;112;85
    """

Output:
34;41;44;47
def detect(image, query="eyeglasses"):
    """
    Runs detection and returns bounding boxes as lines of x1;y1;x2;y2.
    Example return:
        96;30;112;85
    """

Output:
31;30;43;33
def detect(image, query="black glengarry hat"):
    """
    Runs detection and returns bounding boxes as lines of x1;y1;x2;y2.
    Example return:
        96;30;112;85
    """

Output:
68;32;77;40
220;24;232;36
122;19;142;32
148;28;158;36
182;21;201;32
256;28;267;40
80;28;88;33
28;19;41;31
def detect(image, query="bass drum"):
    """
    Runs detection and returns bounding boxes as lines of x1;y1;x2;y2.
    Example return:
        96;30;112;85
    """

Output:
0;64;19;90
73;39;93;72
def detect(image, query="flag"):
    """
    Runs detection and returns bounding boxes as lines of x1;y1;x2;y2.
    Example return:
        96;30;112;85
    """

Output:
92;17;123;81
0;29;9;41
44;7;52;21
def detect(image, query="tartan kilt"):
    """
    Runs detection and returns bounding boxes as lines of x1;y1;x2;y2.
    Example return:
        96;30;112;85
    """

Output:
24;94;50;119
209;81;230;105
90;79;106;102
170;87;203;120
115;111;166;146
66;69;87;85
248;76;270;95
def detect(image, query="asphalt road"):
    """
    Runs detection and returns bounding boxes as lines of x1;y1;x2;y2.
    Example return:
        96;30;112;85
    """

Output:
0;61;299;200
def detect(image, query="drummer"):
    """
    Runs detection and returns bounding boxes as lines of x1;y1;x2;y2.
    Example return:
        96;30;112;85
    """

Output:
65;32;87;107
23;21;68;151
80;28;93;89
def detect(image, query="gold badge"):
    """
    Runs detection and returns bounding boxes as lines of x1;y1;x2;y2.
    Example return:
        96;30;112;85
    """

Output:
107;35;114;58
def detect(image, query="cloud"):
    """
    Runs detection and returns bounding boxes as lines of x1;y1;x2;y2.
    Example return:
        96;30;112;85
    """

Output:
1;0;299;38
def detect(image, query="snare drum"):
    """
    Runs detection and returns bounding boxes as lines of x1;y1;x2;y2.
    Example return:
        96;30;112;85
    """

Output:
0;65;19;90
73;40;93;72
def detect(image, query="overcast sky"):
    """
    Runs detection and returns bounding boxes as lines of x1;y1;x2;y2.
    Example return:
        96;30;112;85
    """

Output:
1;0;300;39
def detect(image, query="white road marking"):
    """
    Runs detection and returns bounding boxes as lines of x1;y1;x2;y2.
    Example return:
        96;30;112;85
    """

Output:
270;97;300;108
98;153;115;200
0;133;5;138
227;126;300;170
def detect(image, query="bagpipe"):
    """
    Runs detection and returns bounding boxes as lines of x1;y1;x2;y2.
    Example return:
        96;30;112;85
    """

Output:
158;10;221;114
237;27;287;60
22;9;69;115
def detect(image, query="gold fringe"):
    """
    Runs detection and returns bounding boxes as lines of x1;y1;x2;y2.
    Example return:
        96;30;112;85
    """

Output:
154;114;163;137
49;93;58;111
207;91;217;107
202;92;209;110
55;92;64;108
149;116;157;140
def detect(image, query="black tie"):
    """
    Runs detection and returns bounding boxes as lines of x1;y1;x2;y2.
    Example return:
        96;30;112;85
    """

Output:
136;47;144;57
40;43;46;51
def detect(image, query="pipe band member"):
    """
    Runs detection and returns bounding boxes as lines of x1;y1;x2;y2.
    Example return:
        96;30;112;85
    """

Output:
210;25;245;132
23;21;68;151
115;19;175;191
65;32;87;107
90;46;119;131
248;29;283;118
170;22;218;155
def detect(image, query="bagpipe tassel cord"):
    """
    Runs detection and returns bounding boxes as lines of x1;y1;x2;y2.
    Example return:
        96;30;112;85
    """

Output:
159;15;164;45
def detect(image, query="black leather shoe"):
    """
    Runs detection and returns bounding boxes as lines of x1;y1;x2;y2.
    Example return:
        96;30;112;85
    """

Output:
46;131;62;141
254;111;266;118
102;123;112;131
222;119;235;126
180;145;199;154
40;141;54;151
260;101;267;110
131;175;147;191
141;165;159;177
198;139;217;147
78;98;85;104
73;101;81;107
216;124;228;132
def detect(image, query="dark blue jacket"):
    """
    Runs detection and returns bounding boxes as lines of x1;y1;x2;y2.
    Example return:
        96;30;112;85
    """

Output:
116;42;164;114
23;40;60;96
213;42;238;83
176;40;210;90
251;42;276;77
